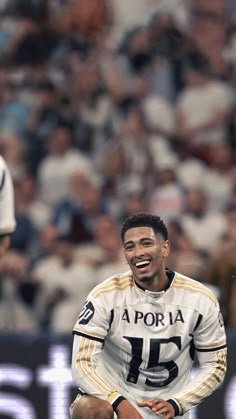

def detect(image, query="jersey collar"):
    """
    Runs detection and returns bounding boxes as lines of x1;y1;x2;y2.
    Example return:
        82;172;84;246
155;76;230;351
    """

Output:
134;268;175;297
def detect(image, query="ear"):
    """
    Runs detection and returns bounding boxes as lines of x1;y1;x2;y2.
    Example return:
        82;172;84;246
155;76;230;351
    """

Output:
162;240;170;257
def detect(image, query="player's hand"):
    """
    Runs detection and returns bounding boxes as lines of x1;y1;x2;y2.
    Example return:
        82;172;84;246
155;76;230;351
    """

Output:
116;399;144;418
138;398;175;418
0;236;10;258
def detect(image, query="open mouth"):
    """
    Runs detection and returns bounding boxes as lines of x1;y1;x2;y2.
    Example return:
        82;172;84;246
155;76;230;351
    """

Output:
135;260;151;270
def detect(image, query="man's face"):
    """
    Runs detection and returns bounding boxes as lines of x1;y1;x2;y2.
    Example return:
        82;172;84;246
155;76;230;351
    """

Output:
123;226;169;285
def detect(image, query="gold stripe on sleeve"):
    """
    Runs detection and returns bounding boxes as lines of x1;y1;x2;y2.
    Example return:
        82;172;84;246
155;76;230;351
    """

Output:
173;278;218;304
91;276;134;299
176;349;227;412
76;336;115;395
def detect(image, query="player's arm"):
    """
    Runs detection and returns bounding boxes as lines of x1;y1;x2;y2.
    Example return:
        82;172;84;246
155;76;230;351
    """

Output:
0;157;16;256
71;334;144;418
71;297;128;413
0;235;11;257
166;347;227;416
167;300;227;416
71;332;126;406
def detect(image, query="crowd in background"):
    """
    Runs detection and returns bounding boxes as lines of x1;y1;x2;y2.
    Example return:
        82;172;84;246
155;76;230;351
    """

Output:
0;0;236;332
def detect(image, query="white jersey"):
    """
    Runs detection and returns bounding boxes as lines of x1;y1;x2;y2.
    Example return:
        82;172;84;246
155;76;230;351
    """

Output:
0;156;16;235
71;270;227;418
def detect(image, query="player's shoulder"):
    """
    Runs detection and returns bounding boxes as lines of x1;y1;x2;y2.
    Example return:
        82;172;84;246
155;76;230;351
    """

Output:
172;271;218;305
0;155;6;176
90;270;133;299
0;155;8;171
0;155;10;182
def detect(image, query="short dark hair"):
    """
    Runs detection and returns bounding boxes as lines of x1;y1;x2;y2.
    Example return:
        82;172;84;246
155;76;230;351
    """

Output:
121;213;168;242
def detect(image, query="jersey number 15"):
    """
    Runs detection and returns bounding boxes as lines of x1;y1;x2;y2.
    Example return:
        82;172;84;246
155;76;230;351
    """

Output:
124;336;181;387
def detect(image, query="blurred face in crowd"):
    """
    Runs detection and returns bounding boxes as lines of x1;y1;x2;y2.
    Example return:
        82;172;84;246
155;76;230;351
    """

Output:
54;239;75;266
124;108;147;139
104;148;125;179
123;194;147;217
94;215;115;241
79;185;103;215
48;127;73;155
185;188;206;216
69;171;91;198
208;143;233;170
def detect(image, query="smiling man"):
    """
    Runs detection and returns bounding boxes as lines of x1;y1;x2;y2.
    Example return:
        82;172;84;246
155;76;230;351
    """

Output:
70;213;227;419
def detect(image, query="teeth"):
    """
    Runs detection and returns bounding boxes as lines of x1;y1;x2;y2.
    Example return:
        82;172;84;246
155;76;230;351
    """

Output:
135;261;150;267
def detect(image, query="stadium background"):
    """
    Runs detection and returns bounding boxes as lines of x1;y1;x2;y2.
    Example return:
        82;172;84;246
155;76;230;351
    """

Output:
0;0;236;418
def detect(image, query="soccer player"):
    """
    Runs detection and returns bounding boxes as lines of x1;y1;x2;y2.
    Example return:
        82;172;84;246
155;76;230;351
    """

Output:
0;155;16;256
70;213;227;419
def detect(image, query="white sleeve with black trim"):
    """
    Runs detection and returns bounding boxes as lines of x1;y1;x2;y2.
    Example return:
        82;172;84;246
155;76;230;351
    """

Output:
0;156;16;235
168;298;227;415
71;333;126;410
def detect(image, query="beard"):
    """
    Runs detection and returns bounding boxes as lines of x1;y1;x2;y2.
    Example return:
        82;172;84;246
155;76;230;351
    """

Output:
133;270;156;285
138;274;153;282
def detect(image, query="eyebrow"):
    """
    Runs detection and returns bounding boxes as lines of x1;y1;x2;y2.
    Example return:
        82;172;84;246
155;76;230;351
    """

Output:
124;237;154;246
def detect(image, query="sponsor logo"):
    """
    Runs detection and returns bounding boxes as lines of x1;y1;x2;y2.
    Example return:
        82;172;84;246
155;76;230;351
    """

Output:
78;301;95;324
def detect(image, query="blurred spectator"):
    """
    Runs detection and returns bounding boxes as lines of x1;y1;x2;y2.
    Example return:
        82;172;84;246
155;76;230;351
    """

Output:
12;173;51;231
8;19;60;66
0;79;29;137
116;23;176;102
95;229;127;283
0;132;27;179
120;192;149;222
202;142;235;210
179;187;227;254
142;94;176;137
75;214;118;268
32;237;95;332
118;25;154;77
148;10;191;100
26;80;70;172
166;219;207;280
224;15;236;78
189;0;228;77
53;0;110;41
69;60;111;156
176;51;235;151
229;166;236;202
30;224;60;265
0;250;38;331
1;0;48;21
108;0;160;47
10;177;36;256
174;140;207;189
51;171;107;244
149;166;184;223
117;106;154;182
0;14;24;56
75;213;127;283
37;125;93;206
101;145;129;219
204;203;236;327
